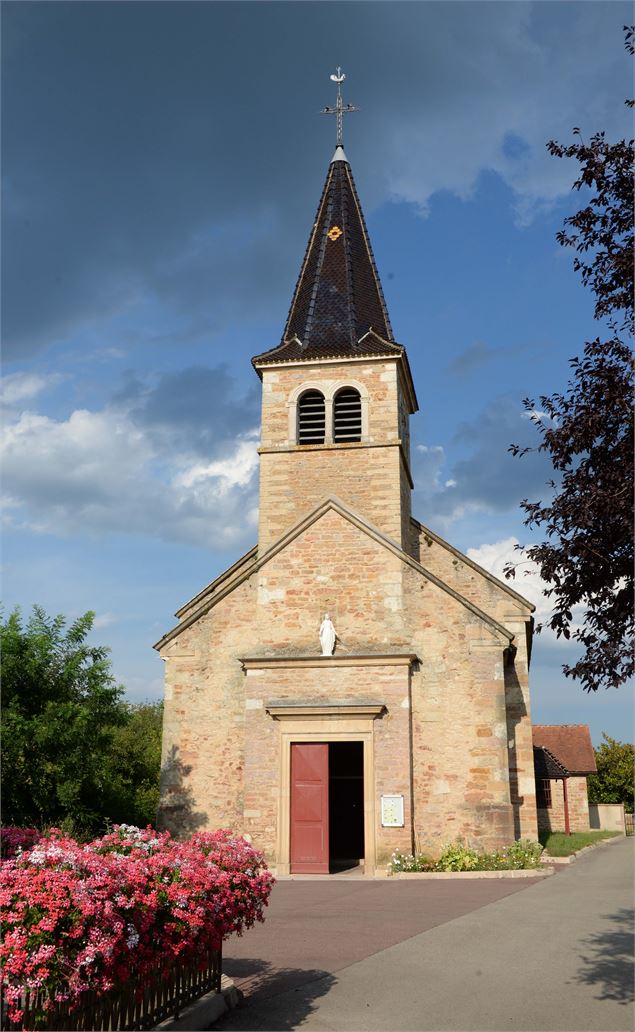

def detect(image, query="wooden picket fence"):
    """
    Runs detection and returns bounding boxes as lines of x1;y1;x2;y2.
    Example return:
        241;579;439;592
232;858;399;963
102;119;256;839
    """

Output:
625;812;634;836
2;946;222;1031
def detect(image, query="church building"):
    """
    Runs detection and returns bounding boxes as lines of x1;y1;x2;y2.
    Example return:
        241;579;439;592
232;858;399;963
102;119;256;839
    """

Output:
155;76;538;874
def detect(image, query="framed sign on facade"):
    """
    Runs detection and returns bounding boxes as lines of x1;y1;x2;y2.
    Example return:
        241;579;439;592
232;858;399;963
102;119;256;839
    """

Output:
380;794;405;828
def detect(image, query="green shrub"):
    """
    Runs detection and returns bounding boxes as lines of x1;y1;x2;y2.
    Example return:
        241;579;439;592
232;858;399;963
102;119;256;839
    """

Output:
387;838;544;874
388;848;434;872
436;842;482;871
499;838;544;869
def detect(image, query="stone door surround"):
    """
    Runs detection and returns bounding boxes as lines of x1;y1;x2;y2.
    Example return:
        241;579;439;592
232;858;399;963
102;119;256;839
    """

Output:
266;701;387;876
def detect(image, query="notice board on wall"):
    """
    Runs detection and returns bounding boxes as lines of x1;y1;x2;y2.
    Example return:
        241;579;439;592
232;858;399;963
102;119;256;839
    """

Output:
380;794;404;827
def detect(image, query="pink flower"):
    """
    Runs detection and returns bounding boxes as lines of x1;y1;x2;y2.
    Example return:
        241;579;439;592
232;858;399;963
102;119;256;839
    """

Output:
1;824;274;1023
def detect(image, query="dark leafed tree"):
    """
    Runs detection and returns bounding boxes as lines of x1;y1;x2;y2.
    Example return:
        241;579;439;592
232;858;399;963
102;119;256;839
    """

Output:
507;27;634;693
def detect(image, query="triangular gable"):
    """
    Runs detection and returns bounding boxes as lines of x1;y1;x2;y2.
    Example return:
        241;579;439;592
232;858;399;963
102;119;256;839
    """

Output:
174;545;258;621
411;517;535;613
155;496;514;652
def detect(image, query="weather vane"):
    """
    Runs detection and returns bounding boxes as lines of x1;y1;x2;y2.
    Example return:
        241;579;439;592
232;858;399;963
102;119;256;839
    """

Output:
321;67;357;148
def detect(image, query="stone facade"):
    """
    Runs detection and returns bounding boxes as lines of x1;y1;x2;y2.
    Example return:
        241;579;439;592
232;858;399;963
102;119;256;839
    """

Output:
157;494;538;867
155;145;539;871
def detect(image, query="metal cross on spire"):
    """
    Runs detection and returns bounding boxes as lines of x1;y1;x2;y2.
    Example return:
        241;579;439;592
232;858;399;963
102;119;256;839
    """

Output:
321;67;357;148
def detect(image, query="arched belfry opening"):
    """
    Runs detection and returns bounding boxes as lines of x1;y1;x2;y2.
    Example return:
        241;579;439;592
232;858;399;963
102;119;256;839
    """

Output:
333;387;362;443
297;389;326;445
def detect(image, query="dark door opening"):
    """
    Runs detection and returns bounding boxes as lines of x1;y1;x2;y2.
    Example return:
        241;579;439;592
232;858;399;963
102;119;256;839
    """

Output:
328;741;364;873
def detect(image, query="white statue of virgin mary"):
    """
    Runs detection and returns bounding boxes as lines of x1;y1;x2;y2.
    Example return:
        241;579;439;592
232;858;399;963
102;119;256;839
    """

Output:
319;613;337;656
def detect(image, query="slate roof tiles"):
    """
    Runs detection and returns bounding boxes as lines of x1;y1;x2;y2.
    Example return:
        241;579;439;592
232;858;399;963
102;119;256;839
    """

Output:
253;155;399;367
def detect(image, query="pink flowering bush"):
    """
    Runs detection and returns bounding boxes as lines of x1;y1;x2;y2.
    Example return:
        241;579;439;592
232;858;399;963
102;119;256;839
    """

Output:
1;827;42;860
0;824;274;1025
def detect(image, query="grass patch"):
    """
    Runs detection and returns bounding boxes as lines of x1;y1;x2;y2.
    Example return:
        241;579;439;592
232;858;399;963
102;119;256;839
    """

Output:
539;830;621;856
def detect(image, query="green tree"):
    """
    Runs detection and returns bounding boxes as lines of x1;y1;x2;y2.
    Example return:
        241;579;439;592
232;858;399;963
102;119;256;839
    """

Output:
101;701;163;827
588;733;634;812
1;606;164;835
1;606;126;832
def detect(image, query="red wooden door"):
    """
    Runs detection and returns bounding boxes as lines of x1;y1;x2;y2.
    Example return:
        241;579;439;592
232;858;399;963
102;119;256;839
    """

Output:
290;743;329;874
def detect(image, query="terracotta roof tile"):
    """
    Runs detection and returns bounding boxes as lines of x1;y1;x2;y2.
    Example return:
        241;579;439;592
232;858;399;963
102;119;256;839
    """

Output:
532;725;597;774
533;746;568;779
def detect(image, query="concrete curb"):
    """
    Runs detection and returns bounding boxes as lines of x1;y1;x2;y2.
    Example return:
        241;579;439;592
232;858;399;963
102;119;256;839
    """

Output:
391;866;554;879
156;975;242;1031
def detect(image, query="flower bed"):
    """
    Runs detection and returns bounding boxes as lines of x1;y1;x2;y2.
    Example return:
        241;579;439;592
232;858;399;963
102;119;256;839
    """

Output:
0;824;274;1028
388;838;544;874
1;827;42;859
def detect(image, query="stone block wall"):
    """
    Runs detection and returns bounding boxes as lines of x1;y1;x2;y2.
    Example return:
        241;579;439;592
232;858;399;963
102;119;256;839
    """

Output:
158;573;253;837
241;663;413;866
403;569;515;853
537;775;591;834
258;359;412;552
413;522;537;842
588;803;626;832
158;505;538;864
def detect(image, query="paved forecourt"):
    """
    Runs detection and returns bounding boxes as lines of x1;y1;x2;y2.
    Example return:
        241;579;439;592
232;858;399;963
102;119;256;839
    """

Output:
218;873;545;1021
217;838;633;1031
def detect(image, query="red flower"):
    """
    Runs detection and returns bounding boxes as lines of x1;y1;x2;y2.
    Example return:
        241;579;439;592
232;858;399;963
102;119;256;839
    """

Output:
1;825;274;1022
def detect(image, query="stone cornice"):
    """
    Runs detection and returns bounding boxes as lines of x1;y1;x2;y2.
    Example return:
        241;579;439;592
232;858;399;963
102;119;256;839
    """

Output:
258;439;401;454
265;701;387;720
174;545;258;620
240;653;418;671
255;353;418;414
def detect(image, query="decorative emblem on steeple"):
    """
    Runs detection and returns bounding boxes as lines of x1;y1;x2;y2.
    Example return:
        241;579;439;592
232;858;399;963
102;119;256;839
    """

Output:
327;225;343;242
321;67;357;151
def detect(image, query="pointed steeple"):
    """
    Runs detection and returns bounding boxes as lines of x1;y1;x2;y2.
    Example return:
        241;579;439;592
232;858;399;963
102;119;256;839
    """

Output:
252;148;402;367
253;69;409;369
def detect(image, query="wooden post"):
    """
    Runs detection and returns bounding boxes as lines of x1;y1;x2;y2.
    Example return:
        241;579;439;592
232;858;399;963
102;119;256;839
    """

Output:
563;777;571;835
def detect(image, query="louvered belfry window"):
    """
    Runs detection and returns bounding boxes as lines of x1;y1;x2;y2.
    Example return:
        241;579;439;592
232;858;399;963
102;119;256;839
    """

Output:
297;390;326;445
333;387;362;443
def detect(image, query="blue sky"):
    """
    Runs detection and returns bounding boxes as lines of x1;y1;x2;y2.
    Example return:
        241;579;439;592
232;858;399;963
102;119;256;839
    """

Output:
2;1;632;745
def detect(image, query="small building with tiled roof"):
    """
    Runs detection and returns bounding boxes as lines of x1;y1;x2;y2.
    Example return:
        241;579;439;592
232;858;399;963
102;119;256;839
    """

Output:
532;725;597;834
156;74;539;873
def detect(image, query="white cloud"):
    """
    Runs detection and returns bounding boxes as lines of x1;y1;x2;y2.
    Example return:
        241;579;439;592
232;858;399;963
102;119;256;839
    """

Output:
0;371;62;407
412;397;557;533
174;435;259;493
1;404;259;549
93;612;118;629
467;536;584;646
415;444;447;492
521;408;559;429
377;5;632;223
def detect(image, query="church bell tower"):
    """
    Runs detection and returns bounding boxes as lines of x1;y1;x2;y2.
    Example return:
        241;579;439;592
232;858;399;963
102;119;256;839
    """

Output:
252;71;418;555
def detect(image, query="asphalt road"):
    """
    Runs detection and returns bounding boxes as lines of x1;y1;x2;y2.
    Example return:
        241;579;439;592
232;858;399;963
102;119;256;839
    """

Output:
217;838;634;1031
